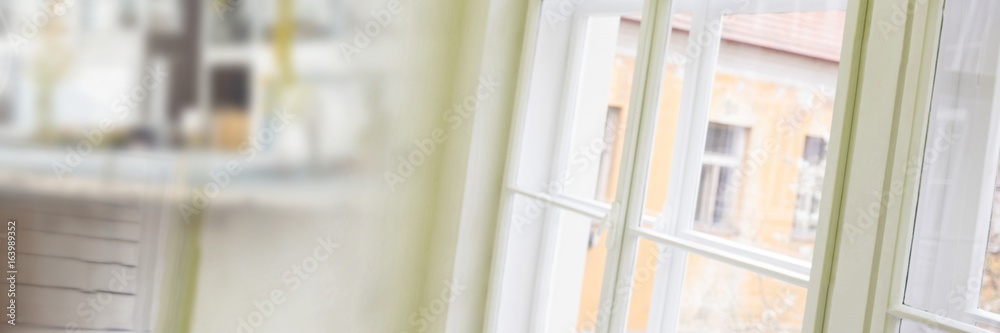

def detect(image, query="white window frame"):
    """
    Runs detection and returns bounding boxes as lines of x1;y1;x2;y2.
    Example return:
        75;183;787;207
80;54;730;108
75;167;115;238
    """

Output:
823;0;1000;332
485;0;864;333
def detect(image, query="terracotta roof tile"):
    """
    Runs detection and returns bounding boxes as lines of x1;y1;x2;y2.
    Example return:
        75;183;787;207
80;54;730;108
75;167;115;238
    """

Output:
670;11;845;62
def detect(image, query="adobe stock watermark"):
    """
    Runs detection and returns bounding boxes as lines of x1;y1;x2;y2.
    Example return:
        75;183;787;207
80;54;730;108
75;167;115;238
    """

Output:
704;87;831;245
718;87;831;198
844;126;962;244
63;268;136;333
746;289;798;332
384;76;500;192
339;0;408;63
576;303;612;333
667;0;750;66
401;280;466;333
6;0;77;51
5;220;14;327
512;120;624;235
235;233;340;333
577;243;671;331
917;277;982;332
878;0;930;40
178;109;296;223
51;65;169;181
543;0;589;28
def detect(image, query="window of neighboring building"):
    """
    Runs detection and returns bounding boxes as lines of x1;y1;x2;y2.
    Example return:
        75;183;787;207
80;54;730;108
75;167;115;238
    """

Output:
694;123;746;232
793;136;827;237
595;106;624;204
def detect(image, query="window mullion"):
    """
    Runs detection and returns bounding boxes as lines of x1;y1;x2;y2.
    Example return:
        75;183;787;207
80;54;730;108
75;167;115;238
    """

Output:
874;0;947;331
819;0;933;330
888;305;994;333
676;230;812;274
631;227;811;286
595;0;678;332
666;5;722;238
644;3;725;332
523;12;604;331
507;186;611;221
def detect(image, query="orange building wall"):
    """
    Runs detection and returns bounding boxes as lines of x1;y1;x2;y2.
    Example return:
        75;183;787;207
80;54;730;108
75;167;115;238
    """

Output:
577;29;836;332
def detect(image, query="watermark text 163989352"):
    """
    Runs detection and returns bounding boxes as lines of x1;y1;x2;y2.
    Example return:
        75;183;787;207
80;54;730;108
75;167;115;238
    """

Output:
6;219;15;326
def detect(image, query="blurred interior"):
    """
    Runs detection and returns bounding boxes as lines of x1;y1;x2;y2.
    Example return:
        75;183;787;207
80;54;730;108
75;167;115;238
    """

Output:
0;0;414;332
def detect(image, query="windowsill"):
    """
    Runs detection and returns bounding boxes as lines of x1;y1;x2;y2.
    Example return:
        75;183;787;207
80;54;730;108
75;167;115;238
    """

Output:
0;145;357;212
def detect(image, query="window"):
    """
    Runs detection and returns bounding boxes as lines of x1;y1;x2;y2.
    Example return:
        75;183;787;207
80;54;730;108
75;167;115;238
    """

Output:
487;8;645;332
694;123;746;232
595;106;625;204
820;0;1000;332
793;136;827;236
484;0;1000;332
486;0;850;332
898;1;1000;329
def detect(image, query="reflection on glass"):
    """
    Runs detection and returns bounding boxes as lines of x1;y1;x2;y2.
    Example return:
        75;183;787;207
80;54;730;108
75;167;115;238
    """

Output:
903;0;1000;330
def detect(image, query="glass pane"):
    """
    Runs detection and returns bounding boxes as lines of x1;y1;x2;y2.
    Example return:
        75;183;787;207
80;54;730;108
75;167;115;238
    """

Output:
501;194;613;333
547;207;609;333
624;238;674;333
628;247;808;332
513;14;643;206
903;0;1000;330
638;3;846;261
577;228;612;333
676;254;806;332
